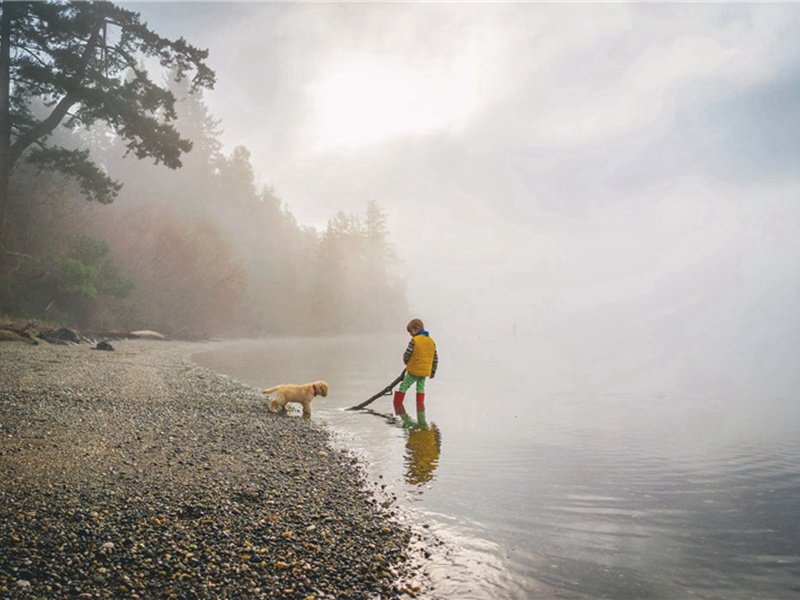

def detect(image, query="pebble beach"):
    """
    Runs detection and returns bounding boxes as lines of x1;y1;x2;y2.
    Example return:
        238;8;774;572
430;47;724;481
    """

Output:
0;340;415;599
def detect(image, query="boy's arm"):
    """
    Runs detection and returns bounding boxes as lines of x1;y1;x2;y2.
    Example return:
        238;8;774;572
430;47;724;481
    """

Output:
431;349;438;378
403;339;415;365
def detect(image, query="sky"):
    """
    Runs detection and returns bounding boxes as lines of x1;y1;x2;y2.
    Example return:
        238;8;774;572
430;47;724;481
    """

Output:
129;2;800;394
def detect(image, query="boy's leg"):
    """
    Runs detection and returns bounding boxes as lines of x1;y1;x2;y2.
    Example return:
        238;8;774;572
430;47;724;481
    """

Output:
416;377;427;428
394;374;416;427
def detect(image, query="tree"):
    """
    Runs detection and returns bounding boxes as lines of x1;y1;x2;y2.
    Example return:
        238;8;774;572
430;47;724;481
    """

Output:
0;1;215;246
311;203;406;333
44;234;134;328
84;204;246;337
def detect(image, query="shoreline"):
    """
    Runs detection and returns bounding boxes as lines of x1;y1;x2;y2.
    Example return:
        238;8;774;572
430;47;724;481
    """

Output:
0;339;414;599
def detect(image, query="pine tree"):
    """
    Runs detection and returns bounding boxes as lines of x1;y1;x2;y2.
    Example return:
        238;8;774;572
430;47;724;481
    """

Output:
0;1;214;247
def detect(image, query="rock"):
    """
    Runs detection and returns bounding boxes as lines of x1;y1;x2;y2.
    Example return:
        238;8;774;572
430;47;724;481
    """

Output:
93;340;115;351
39;326;81;345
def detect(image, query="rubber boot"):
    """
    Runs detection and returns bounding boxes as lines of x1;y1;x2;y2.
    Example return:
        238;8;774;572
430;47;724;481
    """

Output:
394;391;415;427
400;413;415;428
416;393;427;428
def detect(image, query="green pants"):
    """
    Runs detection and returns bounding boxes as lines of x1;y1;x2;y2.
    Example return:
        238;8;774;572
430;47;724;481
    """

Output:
399;372;426;394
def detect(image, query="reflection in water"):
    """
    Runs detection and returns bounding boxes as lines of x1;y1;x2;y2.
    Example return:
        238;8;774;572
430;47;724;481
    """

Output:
404;424;442;486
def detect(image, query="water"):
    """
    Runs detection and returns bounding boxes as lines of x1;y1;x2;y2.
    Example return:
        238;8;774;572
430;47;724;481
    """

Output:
194;334;800;599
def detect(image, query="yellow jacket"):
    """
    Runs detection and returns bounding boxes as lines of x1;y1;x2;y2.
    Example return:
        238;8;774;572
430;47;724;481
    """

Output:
404;332;437;377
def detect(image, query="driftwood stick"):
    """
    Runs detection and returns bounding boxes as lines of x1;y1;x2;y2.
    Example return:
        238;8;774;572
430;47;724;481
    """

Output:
346;370;406;411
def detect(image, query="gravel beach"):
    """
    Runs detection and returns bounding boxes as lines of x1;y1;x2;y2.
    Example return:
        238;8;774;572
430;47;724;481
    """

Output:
0;340;414;599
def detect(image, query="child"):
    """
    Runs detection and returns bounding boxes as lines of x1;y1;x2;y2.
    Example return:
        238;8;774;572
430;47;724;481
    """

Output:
393;318;438;428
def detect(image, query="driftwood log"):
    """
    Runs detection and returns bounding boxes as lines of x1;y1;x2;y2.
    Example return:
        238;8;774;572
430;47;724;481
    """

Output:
0;321;167;344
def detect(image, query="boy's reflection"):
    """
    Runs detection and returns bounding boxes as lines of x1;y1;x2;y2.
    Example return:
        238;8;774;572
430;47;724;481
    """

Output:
404;423;441;486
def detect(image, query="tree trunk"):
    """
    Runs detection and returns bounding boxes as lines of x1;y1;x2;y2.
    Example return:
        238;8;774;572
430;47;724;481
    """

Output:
0;1;13;247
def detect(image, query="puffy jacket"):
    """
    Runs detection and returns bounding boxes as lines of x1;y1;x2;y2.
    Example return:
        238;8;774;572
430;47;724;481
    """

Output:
404;331;438;377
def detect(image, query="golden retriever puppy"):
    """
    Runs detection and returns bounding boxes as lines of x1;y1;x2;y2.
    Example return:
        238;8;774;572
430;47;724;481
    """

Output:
262;381;329;418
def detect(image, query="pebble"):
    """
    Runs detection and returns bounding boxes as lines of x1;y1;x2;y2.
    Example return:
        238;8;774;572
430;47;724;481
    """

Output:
0;340;414;598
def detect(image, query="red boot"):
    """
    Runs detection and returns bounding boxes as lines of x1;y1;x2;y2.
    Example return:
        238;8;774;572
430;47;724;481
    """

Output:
393;391;415;427
416;393;427;428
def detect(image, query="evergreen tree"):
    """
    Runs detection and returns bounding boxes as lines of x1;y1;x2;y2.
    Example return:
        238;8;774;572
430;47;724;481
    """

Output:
0;1;214;248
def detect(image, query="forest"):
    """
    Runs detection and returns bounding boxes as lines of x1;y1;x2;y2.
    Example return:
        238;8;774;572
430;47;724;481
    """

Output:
0;2;408;338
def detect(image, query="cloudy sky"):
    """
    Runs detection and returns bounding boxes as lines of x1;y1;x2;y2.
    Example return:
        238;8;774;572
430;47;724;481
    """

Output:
130;2;800;393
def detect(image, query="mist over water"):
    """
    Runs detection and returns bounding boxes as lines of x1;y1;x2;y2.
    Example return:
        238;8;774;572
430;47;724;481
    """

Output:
127;3;800;366
196;333;800;599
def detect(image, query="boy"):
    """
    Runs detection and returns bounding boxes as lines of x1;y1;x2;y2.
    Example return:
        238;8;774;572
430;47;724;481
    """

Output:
394;318;438;428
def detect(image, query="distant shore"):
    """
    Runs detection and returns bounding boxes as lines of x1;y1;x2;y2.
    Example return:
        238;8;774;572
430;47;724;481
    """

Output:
0;340;413;599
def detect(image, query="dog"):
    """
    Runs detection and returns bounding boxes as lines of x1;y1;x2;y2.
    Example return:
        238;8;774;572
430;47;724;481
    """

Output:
262;381;329;418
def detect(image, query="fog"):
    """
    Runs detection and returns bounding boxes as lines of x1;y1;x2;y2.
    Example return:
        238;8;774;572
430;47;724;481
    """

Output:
131;2;800;395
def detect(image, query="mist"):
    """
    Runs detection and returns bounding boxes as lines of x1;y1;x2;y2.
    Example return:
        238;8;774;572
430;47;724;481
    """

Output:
119;2;800;395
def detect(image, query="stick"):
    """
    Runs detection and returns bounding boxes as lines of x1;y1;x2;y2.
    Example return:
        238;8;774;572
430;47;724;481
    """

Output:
346;370;406;411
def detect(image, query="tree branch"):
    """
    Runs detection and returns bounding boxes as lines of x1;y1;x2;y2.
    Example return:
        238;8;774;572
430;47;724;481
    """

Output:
10;92;78;164
1;242;42;274
9;12;105;166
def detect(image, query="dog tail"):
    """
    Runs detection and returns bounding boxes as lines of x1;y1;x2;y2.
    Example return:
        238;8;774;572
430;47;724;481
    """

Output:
262;386;279;395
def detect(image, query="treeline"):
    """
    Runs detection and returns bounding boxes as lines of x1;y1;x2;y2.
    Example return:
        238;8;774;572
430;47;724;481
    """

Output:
1;65;407;338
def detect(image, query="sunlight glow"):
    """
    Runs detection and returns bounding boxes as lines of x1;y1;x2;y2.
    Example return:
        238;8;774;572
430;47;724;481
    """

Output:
308;56;476;151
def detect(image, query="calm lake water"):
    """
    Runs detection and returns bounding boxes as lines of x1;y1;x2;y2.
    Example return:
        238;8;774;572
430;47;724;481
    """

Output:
194;334;800;599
